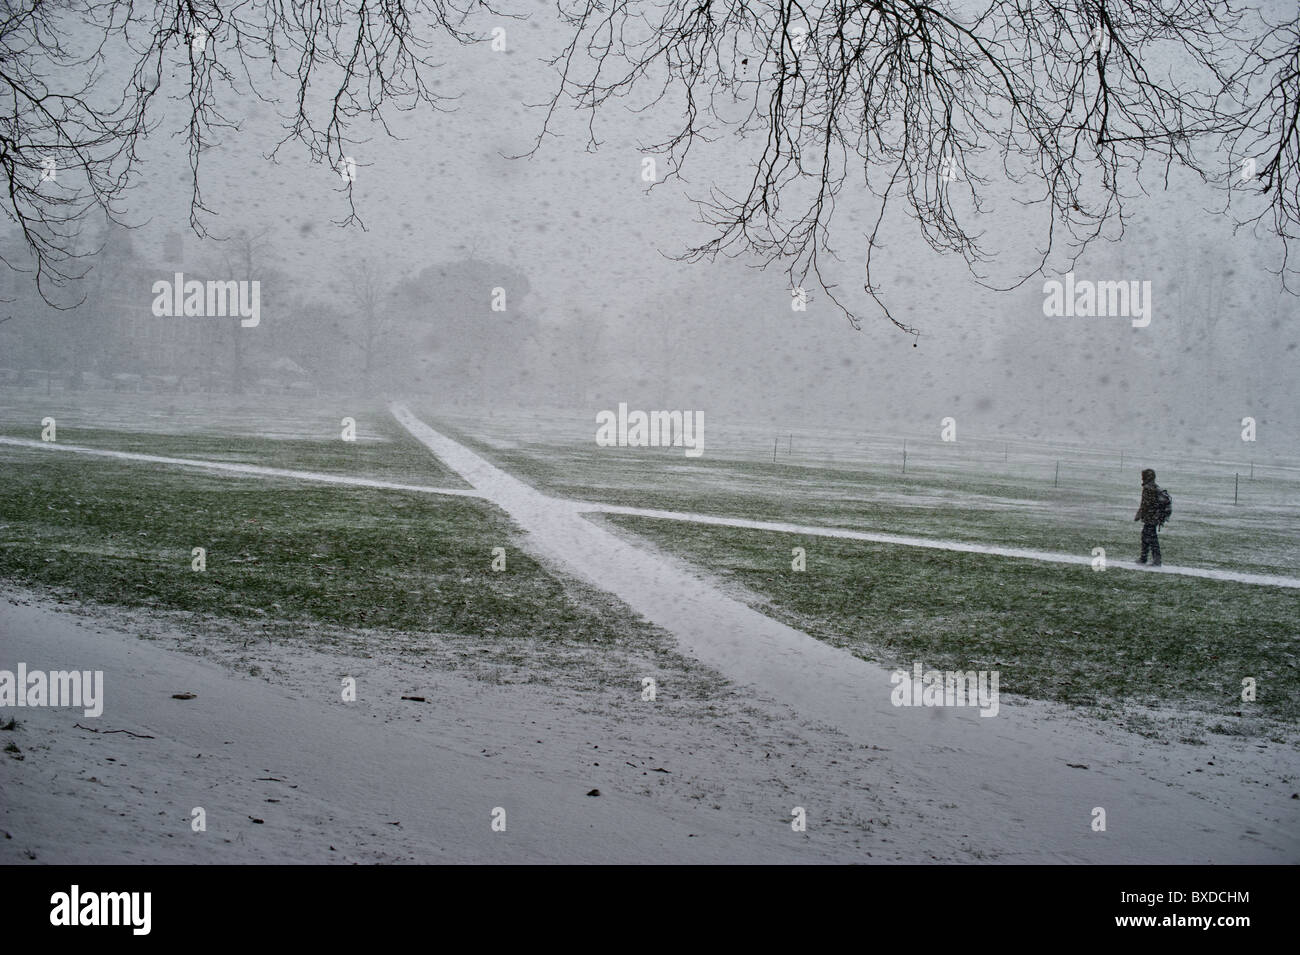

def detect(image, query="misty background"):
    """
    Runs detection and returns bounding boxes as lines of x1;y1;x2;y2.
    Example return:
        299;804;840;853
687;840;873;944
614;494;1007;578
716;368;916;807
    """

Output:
0;1;1295;461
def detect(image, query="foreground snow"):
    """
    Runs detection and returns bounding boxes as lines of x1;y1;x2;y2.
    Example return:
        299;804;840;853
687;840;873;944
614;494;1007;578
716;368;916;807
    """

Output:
0;591;935;863
3;586;1296;864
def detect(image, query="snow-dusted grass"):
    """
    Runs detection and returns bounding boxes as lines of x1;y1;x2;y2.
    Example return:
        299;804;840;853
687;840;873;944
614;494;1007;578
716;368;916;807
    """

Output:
600;513;1300;731
0;393;704;695
0;444;705;695
427;409;1300;578
4;395;1294;734
382;405;1300;866
0;388;386;443
2;401;1296;863
0;390;467;488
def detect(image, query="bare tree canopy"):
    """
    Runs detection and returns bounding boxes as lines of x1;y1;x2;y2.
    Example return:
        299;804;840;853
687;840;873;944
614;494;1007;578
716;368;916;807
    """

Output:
538;0;1300;331
0;0;489;298
1;0;1296;329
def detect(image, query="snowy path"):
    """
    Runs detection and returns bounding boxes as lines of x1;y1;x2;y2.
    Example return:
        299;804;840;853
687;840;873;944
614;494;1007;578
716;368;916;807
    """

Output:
575;503;1300;589
390;403;1300;864
0;436;483;500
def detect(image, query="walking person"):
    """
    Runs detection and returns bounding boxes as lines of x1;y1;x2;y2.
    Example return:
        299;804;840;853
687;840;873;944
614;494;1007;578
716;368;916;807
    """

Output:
1134;468;1172;566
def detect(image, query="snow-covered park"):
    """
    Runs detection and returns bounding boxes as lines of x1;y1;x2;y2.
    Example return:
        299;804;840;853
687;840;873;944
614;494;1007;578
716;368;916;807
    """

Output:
0;0;1297;881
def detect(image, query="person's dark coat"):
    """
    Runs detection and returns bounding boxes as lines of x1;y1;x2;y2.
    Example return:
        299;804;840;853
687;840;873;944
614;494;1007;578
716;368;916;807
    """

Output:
1135;468;1162;523
1135;484;1161;522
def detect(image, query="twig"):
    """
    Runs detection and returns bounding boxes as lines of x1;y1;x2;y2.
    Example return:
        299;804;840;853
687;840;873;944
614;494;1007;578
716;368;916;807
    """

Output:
74;722;155;739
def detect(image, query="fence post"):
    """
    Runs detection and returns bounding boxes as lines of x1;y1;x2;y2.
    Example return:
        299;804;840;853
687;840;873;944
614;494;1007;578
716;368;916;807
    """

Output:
1054;461;1060;487
1234;472;1239;505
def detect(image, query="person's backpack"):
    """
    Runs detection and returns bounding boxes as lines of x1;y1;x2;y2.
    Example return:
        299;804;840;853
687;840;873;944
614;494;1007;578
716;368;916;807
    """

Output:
1155;487;1173;526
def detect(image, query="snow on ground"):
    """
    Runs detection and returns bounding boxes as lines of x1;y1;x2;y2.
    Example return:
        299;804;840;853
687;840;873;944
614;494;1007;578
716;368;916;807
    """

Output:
6;434;1293;588
3;575;1295;864
2;408;1296;863
432;405;1300;479
572;502;1300;589
0;437;484;500
1;589;944;864
0;391;389;443
389;402;1300;863
432;405;1300;576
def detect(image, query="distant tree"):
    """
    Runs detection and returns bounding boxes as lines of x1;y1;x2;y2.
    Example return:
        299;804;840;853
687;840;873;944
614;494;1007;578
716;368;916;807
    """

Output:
272;294;344;390
394;258;535;403
210;229;277;394
333;258;400;395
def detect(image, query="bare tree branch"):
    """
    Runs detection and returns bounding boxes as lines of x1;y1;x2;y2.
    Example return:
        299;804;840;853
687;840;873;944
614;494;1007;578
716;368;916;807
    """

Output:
0;0;496;302
533;0;1297;331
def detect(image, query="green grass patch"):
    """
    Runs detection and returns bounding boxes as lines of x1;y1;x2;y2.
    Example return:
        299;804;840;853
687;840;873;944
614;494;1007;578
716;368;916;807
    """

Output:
0;416;467;489
604;514;1300;723
425;415;1299;578
0;449;624;649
